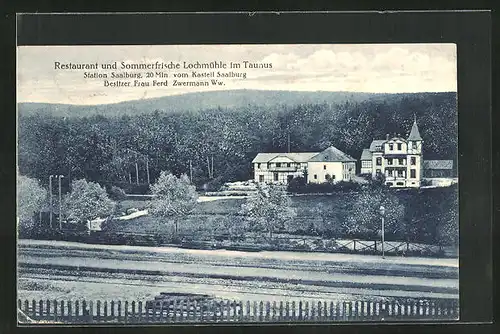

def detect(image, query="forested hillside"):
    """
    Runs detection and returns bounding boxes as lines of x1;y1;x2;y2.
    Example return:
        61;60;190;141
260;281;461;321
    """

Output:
17;91;457;190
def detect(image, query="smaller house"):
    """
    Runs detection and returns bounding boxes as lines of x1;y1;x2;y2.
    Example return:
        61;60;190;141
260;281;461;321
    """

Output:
360;149;373;174
423;160;454;178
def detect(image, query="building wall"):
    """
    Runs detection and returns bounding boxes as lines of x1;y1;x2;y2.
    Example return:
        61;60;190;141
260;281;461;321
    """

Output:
342;162;356;181
360;160;372;174
371;152;384;177
253;162;306;184
307;162;343;183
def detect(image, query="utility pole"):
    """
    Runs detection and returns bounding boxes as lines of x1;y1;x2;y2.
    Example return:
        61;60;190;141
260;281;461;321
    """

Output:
58;175;64;229
48;175;53;229
379;205;386;259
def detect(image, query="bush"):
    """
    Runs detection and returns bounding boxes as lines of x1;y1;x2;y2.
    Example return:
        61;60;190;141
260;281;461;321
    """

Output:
108;186;127;200
287;180;362;194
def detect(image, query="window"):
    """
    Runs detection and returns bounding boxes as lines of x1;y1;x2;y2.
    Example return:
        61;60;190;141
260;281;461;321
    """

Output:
411;157;416;165
287;163;291;167
257;163;261;169
276;163;281;167
410;169;416;178
398;158;404;165
397;170;404;177
332;175;336;180
387;182;393;186
324;165;327;170
274;173;279;181
325;174;328;180
376;169;381;174
259;175;264;182
388;170;393;176
397;143;402;150
314;174;318;180
376;157;382;166
389;143;394;150
396;182;404;186
387;158;393;165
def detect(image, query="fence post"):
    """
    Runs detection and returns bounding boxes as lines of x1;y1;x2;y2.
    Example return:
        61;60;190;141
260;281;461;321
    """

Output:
265;301;270;322
117;300;122;322
110;300;114;319
75;300;80;319
138;301;143;323
46;300;50;319
246;301;250;322
353;240;356;251
52;300;57;322
96;301;101;322
285;301;290;321
258;301;263;322
305;301;310;321
68;301;72;322
82;300;87;320
279;301;284;321
354;300;359;320
252;301;257;322
292;301;296;320
124;301;128;323
88;301;93;323
38;300;43;319
24;300;29;319
317;301;322;321
103;301;108;321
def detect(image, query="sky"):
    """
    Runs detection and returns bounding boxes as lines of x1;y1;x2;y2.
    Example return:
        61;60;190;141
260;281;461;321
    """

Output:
17;44;457;105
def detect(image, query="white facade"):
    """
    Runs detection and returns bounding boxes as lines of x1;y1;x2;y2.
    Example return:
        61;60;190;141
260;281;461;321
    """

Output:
361;119;423;188
252;146;356;185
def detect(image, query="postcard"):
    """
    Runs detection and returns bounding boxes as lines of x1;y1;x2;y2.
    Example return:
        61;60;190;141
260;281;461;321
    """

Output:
17;42;459;324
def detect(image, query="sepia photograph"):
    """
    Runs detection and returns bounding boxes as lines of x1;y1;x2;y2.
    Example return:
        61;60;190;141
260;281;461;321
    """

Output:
16;43;459;324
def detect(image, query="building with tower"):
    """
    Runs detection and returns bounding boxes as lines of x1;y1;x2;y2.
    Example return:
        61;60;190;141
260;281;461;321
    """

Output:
360;118;423;188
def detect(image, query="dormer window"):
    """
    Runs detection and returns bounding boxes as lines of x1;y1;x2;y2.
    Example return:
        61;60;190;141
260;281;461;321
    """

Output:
323;165;327;170
389;143;394;150
276;163;281;167
257;163;261;169
397;143;402;150
287;163;291;167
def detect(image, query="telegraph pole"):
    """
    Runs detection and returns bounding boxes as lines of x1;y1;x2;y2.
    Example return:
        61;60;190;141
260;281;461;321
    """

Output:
379;205;386;259
58;175;64;229
49;175;53;229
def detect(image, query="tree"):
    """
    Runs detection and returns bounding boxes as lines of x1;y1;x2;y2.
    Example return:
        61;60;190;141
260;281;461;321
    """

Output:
64;179;116;222
343;186;405;239
148;171;198;235
17;175;46;230
240;183;296;240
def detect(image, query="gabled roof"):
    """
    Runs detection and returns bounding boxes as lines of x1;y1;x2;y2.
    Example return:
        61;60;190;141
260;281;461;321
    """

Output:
408;120;423;141
423;160;453;170
308;146;356;162
369;140;386;152
252;152;318;163
361;149;372;160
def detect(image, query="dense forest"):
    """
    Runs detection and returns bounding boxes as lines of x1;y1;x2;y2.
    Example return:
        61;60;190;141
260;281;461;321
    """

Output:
18;91;457;191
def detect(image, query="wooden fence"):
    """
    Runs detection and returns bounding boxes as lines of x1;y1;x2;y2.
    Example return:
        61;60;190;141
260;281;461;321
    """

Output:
18;298;459;324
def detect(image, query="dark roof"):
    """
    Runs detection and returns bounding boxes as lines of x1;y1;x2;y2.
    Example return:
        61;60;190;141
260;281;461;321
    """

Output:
308;146;356;162
369;140;386;152
252;152;318;163
408;120;423;141
360;149;372;160
423;160;453;170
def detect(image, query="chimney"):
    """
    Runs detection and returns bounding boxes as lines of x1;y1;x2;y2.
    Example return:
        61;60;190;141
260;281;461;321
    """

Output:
386;134;389;140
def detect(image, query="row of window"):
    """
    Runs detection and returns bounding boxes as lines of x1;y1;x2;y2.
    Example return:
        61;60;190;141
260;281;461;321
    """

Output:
375;169;417;178
387;142;418;151
375;157;417;166
256;162;299;169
